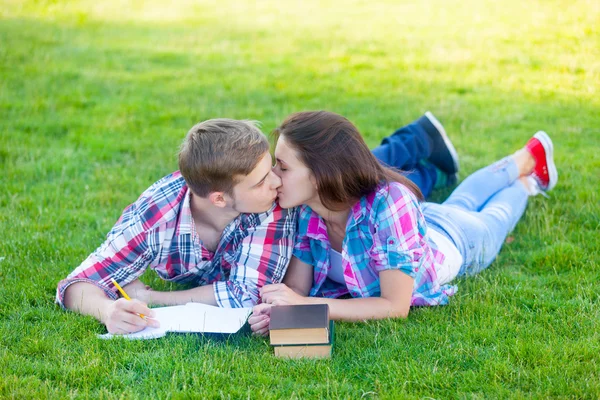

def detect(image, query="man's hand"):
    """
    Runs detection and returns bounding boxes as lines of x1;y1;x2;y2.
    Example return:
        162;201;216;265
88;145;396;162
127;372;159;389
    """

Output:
102;298;159;335
249;303;273;337
259;283;308;306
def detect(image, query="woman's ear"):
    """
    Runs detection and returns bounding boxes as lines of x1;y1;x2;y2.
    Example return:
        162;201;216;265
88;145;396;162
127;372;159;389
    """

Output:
309;173;318;190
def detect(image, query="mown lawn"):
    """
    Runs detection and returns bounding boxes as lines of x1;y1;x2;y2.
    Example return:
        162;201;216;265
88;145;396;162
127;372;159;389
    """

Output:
1;0;599;398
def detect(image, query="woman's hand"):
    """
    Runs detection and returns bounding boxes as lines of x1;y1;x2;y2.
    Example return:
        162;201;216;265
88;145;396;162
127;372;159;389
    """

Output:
251;283;311;337
249;303;273;336
260;283;308;306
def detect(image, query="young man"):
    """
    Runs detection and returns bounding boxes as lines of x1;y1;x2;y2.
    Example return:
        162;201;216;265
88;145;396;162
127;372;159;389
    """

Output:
57;119;296;335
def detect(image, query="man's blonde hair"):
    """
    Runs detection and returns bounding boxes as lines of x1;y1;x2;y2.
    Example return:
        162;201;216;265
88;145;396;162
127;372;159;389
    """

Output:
178;119;269;197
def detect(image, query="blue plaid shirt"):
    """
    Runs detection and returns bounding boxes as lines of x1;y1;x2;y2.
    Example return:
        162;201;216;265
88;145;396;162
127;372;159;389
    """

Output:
293;182;457;306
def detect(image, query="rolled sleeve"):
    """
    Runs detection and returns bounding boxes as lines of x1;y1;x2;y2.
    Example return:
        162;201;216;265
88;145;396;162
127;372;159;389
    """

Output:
55;206;156;308
292;235;314;266
56;278;119;310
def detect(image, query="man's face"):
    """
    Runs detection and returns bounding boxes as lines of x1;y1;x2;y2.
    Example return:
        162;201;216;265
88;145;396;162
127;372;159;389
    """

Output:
228;152;282;213
272;136;318;209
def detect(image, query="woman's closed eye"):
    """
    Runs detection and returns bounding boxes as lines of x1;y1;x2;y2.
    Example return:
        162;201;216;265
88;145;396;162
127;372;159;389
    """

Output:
273;161;287;172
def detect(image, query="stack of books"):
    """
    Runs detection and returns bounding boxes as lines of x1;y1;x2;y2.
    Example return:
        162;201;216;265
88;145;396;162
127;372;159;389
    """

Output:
269;304;334;359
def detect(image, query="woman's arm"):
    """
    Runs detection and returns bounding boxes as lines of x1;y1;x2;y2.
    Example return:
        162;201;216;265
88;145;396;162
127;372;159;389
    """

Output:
260;268;414;321
282;256;313;296
250;257;414;335
248;256;313;335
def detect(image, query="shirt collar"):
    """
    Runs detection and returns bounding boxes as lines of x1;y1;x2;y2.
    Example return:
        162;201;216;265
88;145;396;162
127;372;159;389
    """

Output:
304;208;329;241
347;195;368;229
303;195;369;241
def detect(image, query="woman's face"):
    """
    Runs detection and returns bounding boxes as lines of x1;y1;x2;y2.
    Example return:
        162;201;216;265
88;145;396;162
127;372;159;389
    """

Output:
273;136;319;209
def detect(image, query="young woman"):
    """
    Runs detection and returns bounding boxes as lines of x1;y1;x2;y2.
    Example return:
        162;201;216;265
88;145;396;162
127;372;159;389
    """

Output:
249;111;557;335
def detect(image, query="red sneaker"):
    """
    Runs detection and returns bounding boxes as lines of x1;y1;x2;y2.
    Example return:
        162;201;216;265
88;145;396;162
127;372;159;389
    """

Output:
525;131;558;192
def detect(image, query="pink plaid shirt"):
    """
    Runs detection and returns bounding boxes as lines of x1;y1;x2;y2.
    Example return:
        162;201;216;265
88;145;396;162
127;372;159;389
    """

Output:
56;171;297;308
293;182;457;306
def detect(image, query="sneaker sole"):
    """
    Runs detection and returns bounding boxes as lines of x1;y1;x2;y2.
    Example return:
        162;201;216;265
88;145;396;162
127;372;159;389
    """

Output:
425;111;459;173
533;130;558;191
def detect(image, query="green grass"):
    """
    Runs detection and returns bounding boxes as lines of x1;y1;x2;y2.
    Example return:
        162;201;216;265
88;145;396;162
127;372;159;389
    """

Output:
1;0;599;398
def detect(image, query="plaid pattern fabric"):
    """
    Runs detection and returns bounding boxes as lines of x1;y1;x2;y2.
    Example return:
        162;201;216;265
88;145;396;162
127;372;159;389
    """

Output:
56;171;297;308
293;182;457;306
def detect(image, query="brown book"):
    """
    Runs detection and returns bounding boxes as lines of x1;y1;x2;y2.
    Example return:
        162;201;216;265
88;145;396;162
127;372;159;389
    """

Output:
273;320;335;359
269;304;329;345
274;343;332;359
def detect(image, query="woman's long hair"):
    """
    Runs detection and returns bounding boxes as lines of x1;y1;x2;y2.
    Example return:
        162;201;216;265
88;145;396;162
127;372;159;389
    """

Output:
273;111;424;210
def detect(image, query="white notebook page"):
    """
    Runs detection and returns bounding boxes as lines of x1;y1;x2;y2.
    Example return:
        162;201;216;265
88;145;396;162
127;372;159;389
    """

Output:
99;303;252;340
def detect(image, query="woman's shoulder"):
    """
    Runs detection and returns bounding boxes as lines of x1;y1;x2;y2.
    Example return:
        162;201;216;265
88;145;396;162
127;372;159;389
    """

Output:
360;181;421;223
372;181;420;206
360;181;425;234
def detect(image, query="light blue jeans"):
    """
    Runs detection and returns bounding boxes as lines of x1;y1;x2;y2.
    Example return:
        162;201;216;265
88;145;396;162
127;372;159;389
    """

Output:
421;157;529;277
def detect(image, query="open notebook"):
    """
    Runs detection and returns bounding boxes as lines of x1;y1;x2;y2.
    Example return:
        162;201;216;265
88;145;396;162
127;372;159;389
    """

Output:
99;302;253;340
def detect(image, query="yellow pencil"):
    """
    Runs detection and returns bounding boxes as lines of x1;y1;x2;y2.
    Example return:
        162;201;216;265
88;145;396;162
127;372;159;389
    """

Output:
110;278;146;319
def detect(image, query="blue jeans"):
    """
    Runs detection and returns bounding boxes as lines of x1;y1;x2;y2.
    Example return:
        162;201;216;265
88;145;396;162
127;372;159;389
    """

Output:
372;120;437;197
421;157;528;276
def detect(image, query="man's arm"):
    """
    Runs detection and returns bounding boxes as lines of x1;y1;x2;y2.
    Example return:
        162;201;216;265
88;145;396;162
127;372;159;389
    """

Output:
57;198;162;333
64;281;158;334
59;229;159;333
131;283;218;306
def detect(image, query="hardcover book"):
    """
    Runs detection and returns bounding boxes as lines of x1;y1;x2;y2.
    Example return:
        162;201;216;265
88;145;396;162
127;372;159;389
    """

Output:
269;304;330;345
273;320;335;359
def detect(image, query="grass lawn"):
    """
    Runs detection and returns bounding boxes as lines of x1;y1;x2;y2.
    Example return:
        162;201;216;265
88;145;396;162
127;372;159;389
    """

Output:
1;0;599;398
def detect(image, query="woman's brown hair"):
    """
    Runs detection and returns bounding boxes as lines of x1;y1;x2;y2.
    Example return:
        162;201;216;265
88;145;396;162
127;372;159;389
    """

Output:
272;111;424;210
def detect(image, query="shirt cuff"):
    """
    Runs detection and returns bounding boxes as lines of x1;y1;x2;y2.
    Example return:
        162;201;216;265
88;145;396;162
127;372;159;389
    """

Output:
55;278;119;309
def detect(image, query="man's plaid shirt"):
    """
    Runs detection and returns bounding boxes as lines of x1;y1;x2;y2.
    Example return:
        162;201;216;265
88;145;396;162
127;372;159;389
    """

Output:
56;171;297;308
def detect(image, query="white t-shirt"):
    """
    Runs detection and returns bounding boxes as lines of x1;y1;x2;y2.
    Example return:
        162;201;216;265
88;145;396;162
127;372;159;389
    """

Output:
428;228;463;285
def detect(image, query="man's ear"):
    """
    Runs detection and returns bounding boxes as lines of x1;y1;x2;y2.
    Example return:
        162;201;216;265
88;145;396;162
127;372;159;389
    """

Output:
208;192;227;208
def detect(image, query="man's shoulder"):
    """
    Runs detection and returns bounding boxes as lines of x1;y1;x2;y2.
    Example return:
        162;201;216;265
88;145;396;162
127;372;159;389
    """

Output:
139;171;187;201
122;171;188;230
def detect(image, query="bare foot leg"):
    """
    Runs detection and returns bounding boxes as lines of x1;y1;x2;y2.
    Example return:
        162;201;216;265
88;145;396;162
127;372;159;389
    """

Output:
518;176;532;194
512;148;535;177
